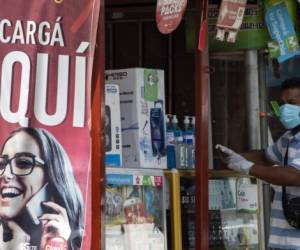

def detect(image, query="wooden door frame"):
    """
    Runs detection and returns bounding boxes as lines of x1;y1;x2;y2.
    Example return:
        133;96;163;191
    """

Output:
94;0;210;248
92;0;105;249
195;0;209;249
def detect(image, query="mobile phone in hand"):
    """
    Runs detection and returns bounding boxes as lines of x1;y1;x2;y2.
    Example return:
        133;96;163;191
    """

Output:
0;220;12;242
26;183;50;225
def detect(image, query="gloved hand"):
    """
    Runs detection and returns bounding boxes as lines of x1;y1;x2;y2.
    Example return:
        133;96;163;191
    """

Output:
215;144;254;175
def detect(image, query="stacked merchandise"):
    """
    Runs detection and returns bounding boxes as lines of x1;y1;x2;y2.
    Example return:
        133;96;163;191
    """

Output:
105;168;166;250
208;178;259;250
180;177;196;250
105;68;167;169
104;68;167;249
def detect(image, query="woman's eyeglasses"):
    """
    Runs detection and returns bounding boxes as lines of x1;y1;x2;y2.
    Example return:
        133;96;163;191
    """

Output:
0;152;45;176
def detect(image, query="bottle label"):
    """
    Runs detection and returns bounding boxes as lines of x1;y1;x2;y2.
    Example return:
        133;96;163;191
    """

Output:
237;184;257;212
44;237;68;250
166;131;175;144
180;146;186;167
176;136;183;143
183;131;195;145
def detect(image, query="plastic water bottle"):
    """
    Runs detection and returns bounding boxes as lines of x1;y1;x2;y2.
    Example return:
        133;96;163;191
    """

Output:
183;116;190;143
166;114;176;169
186;138;195;168
190;116;196;167
183;116;195;168
191;116;195;145
173;115;187;168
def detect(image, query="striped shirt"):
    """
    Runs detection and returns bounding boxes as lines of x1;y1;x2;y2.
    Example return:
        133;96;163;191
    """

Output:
266;131;300;250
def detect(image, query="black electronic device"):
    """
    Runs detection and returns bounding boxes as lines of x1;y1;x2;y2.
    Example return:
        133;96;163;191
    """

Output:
105;105;112;152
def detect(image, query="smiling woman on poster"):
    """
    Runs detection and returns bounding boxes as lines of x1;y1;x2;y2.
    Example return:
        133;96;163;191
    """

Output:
0;127;84;250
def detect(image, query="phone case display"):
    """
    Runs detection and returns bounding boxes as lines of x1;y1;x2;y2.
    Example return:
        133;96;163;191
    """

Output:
180;176;196;250
105;168;167;250
209;176;260;250
105;68;167;169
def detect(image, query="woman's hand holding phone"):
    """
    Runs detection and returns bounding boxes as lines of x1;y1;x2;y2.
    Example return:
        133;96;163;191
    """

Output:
39;201;71;248
0;220;30;249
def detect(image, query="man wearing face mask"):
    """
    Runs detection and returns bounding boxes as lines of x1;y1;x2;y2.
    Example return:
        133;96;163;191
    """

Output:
216;77;300;250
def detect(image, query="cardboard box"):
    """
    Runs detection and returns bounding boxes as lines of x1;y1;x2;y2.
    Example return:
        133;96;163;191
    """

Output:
105;68;166;169
105;84;122;167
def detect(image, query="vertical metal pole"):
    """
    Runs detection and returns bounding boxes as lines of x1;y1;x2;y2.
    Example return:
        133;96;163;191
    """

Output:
245;50;265;250
165;170;182;250
245;50;261;150
258;51;270;250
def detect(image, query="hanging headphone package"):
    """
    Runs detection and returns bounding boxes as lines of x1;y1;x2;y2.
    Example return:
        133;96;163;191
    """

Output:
105;84;122;167
105;68;166;169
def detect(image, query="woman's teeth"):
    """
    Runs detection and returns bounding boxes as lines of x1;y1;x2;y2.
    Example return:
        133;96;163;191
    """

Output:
1;187;22;198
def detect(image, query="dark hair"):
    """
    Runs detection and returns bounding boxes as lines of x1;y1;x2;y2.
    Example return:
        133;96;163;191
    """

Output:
3;127;84;250
281;77;300;91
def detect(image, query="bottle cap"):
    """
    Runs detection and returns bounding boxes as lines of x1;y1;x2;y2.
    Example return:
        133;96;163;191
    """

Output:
184;115;189;125
172;115;178;124
191;116;195;125
165;114;170;122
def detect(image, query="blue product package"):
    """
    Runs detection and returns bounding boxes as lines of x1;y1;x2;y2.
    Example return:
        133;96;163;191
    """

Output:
166;116;176;169
265;1;300;63
150;100;166;159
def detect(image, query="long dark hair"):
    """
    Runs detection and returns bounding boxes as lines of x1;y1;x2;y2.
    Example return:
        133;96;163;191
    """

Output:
5;127;84;250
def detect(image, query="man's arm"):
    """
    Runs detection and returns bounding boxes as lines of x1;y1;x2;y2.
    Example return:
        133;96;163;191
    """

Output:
249;164;300;186
240;150;273;166
241;150;300;186
216;144;300;186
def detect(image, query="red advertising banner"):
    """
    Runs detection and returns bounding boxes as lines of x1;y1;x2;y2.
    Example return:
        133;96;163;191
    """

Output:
156;0;187;34
0;1;100;249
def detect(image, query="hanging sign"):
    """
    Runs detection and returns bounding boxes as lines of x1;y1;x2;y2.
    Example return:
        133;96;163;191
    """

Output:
0;0;100;250
156;0;187;34
215;0;248;43
265;1;300;63
208;3;269;52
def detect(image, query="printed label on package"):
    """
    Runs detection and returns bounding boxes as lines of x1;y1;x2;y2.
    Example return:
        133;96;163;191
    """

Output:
107;174;163;187
156;0;187;34
0;1;100;249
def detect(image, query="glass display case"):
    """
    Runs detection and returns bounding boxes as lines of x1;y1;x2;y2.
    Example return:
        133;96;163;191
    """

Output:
208;172;262;250
165;170;263;250
180;173;196;250
105;167;167;250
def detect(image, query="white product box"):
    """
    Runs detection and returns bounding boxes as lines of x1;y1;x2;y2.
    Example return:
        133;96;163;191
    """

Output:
105;68;166;169
105;84;122;167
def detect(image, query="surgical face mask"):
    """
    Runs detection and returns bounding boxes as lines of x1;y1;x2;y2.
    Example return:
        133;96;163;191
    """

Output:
279;104;300;129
